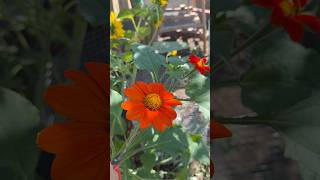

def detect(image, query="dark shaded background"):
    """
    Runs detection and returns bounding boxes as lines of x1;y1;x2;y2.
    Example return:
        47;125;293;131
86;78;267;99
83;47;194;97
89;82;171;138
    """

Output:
0;0;107;179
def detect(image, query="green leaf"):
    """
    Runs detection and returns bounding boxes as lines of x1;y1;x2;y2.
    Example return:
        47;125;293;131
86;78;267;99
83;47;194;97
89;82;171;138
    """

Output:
167;57;186;65
236;34;320;180
212;0;243;13
190;133;202;143
78;0;107;25
148;126;189;159
186;73;210;120
118;9;135;20
132;44;165;73
213;31;234;57
241;35;314;115
138;150;159;178
110;89;126;135
0;87;40;179
140;151;156;170
151;41;188;54
282;134;320;180
110;89;123;119
272;91;320;180
123;51;133;63
188;135;210;165
176;167;189;180
122;147;160;179
138;26;151;39
132;6;149;17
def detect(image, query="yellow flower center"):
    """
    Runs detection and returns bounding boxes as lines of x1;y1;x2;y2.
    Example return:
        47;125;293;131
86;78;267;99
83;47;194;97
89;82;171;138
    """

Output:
160;0;168;7
170;50;177;56
197;59;205;68
144;93;162;111
279;0;297;16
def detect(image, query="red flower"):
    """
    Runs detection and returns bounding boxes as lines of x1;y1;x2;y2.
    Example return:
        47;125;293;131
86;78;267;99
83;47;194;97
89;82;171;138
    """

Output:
210;121;232;139
121;81;182;132
189;54;211;75
37;63;109;180
112;164;122;180
253;0;320;41
210;121;232;177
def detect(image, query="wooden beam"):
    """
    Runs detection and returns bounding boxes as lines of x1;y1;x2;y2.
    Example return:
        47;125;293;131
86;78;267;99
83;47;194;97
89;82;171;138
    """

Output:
112;0;120;14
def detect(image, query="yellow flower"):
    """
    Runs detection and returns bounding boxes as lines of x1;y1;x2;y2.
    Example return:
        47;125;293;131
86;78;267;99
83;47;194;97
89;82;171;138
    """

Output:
160;0;168;7
152;0;168;7
169;50;177;56
110;11;125;40
154;16;163;28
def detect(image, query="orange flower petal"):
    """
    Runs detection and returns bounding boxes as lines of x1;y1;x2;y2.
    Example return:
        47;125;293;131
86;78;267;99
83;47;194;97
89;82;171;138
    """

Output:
202;58;207;64
124;88;144;101
133;81;150;95
85;62;108;92
203;65;211;71
126;108;144;120
157;112;173;126
164;99;182;106
160;91;175;100
189;54;200;64
210;159;214;177
64;70;105;103
51;146;107;180
152;117;167;132
148;83;165;94
44;85;106;123
121;101;144;111
211;122;232;139
159;105;177;120
146;110;160;123
139;111;151;129
37;122;107;154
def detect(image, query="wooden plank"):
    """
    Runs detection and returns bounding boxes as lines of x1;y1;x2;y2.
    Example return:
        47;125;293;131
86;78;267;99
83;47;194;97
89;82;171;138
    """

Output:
112;0;120;14
119;0;132;9
159;23;203;33
201;0;208;55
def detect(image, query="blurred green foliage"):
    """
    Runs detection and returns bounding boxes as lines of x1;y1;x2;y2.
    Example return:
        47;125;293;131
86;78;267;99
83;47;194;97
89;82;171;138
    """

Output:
0;87;40;179
0;0;90;109
213;0;320;179
0;0;106;178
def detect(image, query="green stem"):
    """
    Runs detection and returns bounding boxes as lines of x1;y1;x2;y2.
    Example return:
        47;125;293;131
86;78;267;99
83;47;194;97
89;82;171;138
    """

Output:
148;6;161;45
119;139;176;165
151;71;159;82
214;80;241;88
134;16;143;41
230;23;276;58
148;27;159;46
69;16;88;69
216;116;268;125
183;69;196;79
131;66;138;85
168;78;176;91
176;98;192;101
112;126;140;163
130;17;138;31
215;116;304;126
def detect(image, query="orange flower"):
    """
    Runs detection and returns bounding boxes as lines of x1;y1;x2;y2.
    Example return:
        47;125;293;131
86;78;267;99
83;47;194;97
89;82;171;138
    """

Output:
37;62;109;180
189;54;211;75
210;121;232;139
121;81;182;132
210;121;232;177
253;0;320;41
